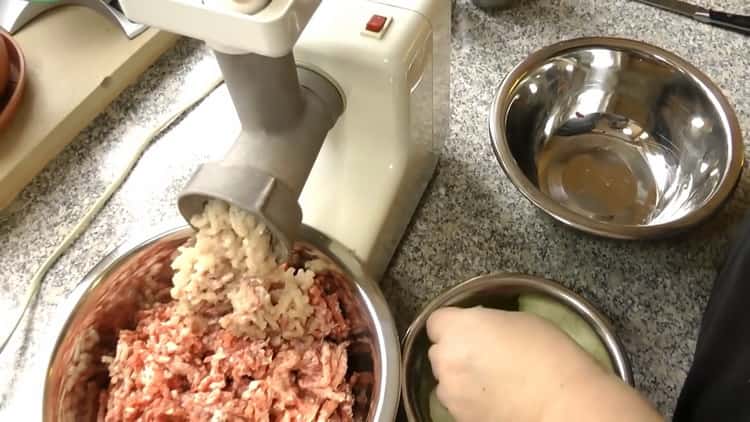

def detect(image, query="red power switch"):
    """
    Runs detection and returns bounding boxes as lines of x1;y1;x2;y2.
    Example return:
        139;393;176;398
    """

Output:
366;15;388;33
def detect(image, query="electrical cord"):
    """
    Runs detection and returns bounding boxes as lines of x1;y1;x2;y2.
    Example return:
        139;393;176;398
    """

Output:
0;74;223;355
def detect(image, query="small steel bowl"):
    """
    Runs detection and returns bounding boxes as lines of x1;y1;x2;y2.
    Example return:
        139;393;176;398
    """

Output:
401;273;633;422
490;37;744;239
41;225;401;422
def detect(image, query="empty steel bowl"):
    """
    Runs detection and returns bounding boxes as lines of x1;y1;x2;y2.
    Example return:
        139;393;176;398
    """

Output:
490;37;744;239
401;273;633;422
42;225;400;421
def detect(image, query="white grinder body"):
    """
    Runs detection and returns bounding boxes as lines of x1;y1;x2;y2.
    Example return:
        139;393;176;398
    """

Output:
298;0;450;279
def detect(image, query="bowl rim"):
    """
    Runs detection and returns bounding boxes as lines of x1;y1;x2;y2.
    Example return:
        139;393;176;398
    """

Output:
41;224;401;422
401;272;634;421
0;29;26;132
489;36;745;239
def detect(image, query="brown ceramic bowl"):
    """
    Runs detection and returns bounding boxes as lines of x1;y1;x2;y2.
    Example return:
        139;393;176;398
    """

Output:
0;30;26;131
0;33;9;98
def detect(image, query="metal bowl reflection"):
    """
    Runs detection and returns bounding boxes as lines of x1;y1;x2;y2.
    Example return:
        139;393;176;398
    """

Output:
490;37;744;239
42;225;400;422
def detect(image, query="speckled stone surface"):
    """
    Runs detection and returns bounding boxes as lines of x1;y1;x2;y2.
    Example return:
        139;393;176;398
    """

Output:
1;0;749;418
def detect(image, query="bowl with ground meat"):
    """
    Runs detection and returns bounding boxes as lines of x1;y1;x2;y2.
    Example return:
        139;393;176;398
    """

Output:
42;201;400;422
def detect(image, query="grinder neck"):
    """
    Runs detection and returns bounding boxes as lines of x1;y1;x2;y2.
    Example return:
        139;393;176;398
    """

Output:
217;52;304;130
178;50;344;258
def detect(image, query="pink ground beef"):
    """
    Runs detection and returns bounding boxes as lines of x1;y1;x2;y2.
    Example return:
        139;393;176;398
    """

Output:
99;275;367;422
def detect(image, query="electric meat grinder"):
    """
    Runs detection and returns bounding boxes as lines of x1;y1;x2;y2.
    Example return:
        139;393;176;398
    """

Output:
119;0;450;279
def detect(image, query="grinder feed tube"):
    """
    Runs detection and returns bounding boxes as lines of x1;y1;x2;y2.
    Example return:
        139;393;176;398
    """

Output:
179;51;343;259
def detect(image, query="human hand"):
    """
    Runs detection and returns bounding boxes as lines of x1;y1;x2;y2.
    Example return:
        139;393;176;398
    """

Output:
426;306;610;422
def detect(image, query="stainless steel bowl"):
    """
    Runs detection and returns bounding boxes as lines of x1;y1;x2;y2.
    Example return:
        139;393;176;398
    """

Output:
490;37;744;239
401;273;633;422
42;225;401;421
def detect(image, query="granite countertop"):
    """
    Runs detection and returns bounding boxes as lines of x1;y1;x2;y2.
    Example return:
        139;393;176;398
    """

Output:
1;0;749;418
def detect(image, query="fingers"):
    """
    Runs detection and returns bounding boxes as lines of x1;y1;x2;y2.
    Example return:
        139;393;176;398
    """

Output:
435;382;448;401
426;306;463;343
428;307;475;384
428;344;445;380
430;347;456;418
434;382;452;412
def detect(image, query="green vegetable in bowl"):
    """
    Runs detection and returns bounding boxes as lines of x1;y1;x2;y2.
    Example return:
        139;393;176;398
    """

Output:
518;293;613;372
429;387;456;422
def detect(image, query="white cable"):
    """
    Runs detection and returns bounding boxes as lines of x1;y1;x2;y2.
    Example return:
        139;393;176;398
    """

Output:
0;74;224;355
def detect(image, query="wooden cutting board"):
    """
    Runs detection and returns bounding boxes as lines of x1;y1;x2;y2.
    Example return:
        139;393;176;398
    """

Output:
0;6;178;209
